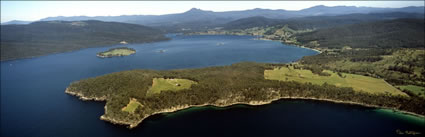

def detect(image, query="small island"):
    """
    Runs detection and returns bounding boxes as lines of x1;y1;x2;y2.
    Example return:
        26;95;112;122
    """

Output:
97;47;136;58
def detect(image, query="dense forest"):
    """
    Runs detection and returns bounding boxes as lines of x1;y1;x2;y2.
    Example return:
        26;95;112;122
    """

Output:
1;20;169;61
223;16;284;30
67;62;425;127
295;18;424;48
222;12;424;30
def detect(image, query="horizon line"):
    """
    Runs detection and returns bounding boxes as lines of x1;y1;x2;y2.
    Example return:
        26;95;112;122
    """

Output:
2;4;424;23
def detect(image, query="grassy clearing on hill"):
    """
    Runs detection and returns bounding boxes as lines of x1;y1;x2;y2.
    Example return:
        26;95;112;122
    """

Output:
147;78;197;96
398;85;425;99
122;98;142;113
264;66;406;96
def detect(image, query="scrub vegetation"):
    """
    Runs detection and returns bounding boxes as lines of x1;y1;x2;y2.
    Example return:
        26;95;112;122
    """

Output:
122;98;142;113
398;85;425;99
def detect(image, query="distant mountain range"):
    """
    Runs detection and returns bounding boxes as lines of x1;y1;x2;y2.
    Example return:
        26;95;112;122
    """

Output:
294;5;424;16
1;20;32;25
3;5;424;31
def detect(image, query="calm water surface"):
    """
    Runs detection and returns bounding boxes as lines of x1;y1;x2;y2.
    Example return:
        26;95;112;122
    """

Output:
1;35;423;137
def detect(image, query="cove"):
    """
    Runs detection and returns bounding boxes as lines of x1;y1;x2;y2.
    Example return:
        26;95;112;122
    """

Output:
1;34;422;137
141;99;424;137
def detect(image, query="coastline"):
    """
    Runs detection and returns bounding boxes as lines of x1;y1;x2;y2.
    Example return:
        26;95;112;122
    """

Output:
65;87;425;129
65;88;106;101
255;36;322;54
187;32;322;54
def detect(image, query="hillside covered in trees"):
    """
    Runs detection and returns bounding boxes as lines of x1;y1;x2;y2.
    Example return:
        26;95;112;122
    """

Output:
1;20;169;61
193;13;424;49
222;12;424;30
295;18;424;49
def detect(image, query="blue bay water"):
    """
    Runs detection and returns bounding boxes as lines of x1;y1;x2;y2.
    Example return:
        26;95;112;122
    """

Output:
1;35;423;137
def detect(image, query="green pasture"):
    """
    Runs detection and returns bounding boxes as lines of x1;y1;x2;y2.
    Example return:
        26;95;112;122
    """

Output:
147;78;197;95
264;66;407;96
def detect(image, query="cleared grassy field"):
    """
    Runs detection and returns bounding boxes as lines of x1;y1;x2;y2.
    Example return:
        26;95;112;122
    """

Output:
398;85;425;99
264;66;407;96
147;78;197;95
122;98;142;113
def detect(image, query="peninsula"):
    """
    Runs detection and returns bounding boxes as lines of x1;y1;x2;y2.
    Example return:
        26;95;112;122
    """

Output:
65;62;425;128
97;47;136;58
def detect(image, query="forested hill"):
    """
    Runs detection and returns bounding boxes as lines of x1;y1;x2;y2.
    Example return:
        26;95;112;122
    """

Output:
222;12;424;30
282;12;424;30
223;16;283;30
295;18;424;49
1;20;169;61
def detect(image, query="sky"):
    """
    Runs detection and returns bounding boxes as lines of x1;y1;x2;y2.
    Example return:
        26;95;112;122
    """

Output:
1;1;424;23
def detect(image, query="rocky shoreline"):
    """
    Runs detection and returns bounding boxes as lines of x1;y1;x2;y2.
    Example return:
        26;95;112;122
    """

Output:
65;88;106;101
65;87;425;129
